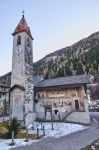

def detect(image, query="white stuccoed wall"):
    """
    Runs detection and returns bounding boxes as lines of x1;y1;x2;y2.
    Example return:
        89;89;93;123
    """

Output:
11;33;26;87
10;88;24;120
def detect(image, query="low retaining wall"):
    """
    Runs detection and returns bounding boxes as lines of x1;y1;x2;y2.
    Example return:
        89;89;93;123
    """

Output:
66;112;90;124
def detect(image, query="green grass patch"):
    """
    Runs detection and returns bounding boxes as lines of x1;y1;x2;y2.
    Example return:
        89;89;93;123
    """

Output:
0;122;9;139
81;139;99;150
0;122;8;132
17;132;42;140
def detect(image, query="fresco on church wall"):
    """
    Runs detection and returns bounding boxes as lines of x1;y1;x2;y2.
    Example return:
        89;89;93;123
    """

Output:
36;87;86;112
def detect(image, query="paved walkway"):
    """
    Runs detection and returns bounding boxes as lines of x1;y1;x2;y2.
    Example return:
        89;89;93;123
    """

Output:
12;124;99;150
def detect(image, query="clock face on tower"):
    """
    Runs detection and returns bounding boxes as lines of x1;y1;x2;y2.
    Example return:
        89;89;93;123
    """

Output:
16;47;22;55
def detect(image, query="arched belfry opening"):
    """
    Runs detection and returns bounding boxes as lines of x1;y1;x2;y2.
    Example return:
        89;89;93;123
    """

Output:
17;35;21;45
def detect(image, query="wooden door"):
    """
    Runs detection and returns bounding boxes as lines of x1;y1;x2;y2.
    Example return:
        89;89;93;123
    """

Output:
75;100;79;110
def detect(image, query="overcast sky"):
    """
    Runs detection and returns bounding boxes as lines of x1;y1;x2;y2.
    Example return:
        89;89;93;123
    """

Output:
0;0;99;76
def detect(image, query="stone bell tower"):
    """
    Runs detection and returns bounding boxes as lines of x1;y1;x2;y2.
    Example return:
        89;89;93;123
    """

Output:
10;14;35;125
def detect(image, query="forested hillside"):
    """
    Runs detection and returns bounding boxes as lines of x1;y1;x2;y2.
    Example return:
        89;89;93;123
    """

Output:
33;31;99;80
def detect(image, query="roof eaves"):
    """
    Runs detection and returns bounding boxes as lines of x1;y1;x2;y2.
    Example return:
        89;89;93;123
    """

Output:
10;84;25;91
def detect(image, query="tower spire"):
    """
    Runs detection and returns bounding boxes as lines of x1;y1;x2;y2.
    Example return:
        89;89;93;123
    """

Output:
12;12;33;40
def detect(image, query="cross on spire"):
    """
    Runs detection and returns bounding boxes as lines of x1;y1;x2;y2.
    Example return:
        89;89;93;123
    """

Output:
22;10;25;18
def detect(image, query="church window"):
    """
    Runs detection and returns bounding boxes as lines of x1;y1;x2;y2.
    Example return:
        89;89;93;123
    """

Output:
17;35;21;45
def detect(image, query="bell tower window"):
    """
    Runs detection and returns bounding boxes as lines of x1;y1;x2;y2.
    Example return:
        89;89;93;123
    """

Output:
17;35;21;45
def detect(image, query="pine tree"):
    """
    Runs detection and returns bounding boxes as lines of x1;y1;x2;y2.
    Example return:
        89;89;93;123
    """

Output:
6;118;20;138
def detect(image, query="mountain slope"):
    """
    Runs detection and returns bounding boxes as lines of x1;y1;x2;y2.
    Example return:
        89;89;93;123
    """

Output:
33;31;99;80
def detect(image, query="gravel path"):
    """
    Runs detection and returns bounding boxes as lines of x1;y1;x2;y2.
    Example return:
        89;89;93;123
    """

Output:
12;124;99;150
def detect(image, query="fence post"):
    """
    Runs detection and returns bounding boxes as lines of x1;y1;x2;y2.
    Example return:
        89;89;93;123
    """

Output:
25;128;29;142
52;122;53;130
37;128;39;138
3;117;4;122
10;131;15;145
41;123;43;130
32;123;34;130
43;126;45;136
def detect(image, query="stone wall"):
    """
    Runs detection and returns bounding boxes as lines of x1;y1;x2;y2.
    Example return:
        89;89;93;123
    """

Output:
24;34;34;113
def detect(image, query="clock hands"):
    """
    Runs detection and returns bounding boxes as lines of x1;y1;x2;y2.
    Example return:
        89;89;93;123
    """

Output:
16;48;23;56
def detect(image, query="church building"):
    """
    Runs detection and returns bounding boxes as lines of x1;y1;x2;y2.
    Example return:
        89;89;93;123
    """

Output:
0;14;90;125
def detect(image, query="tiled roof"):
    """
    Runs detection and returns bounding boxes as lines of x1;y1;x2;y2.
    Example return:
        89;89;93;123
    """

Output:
12;15;33;40
35;74;90;89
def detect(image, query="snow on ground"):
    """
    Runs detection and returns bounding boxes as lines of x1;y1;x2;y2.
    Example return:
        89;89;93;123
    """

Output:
28;122;87;138
0;139;39;150
0;122;88;150
0;116;9;122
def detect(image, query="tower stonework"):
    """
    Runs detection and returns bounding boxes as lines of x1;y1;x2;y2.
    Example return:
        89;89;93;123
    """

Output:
10;15;35;125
